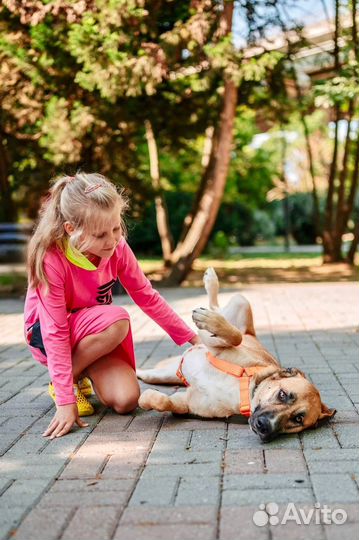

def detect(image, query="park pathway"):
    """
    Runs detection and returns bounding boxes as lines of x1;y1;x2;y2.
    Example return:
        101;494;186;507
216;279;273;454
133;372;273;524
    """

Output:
0;282;358;540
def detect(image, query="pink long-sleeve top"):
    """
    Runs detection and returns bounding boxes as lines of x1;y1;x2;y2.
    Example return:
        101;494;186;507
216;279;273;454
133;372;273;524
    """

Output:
24;238;196;405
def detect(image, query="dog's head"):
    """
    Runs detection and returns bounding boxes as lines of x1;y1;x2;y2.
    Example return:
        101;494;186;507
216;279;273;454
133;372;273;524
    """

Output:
248;366;336;442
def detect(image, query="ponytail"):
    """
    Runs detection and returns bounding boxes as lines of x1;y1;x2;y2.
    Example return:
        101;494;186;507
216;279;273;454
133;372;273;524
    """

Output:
27;172;128;292
27;176;70;290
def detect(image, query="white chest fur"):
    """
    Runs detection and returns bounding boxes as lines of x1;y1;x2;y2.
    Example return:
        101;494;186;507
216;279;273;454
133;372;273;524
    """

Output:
180;346;242;418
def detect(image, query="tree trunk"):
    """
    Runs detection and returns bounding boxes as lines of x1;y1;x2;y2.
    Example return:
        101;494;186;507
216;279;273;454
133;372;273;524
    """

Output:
322;0;341;263
332;100;355;261
162;75;237;285
286;51;321;241
177;125;216;246
160;1;236;285
0;130;16;222
347;220;359;264
145;119;174;265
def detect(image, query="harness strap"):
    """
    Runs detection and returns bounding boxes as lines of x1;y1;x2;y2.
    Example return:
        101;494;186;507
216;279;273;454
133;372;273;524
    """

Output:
207;351;261;418
176;347;262;418
176;344;206;387
176;356;190;386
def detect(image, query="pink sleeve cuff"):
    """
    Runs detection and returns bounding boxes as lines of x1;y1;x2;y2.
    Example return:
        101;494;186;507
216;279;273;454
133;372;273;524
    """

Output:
56;396;77;406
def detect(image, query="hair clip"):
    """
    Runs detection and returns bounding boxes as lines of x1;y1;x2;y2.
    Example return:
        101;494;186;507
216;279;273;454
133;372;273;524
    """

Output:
84;183;102;194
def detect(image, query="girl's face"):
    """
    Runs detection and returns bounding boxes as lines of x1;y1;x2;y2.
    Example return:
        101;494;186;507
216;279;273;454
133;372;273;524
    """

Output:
65;205;123;259
86;206;123;259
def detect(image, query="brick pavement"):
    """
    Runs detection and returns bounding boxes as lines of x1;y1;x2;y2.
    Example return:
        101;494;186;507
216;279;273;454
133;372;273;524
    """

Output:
0;283;358;540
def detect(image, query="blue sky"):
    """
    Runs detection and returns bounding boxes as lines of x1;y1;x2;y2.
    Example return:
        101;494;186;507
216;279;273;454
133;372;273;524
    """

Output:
233;0;335;48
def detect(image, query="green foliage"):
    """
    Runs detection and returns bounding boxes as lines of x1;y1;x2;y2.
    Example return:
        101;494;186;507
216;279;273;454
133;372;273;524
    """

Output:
3;0;344;257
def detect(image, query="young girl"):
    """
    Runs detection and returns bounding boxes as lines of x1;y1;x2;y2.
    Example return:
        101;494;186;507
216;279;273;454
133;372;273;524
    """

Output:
24;172;199;439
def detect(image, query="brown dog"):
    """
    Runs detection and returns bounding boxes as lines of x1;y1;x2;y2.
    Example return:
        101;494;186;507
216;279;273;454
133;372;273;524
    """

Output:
137;268;336;441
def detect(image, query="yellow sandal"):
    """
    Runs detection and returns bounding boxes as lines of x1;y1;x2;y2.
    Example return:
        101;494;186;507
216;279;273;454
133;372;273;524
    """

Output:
48;382;94;416
78;377;93;397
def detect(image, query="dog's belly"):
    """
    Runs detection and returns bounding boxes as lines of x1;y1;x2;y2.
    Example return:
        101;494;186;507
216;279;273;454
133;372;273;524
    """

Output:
181;348;241;418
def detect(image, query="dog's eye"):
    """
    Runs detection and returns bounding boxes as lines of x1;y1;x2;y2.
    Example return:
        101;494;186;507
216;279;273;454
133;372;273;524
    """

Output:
278;389;287;402
293;413;304;424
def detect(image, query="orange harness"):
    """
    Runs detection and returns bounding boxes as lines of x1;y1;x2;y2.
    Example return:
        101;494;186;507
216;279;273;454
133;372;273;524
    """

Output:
176;348;263;417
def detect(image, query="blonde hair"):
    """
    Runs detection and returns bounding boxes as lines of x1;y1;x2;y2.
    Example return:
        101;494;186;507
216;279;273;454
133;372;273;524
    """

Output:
28;172;128;289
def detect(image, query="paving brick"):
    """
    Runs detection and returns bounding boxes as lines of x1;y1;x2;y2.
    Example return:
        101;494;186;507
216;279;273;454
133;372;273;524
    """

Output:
264;449;307;473
270;521;325;539
162;416;225;431
0;455;68;480
120;505;217;525
222;487;314;506
129;476;179;506
0;506;27;540
333;424;359;448
0;479;50;509
223;473;311;490
324;523;359;540
101;456;143;480
38;490;128;507
113;523;216;540
147;449;222;465
175;475;220;506
62;506;121;540
0;284;358;540
301;426;341;449
224;449;264;474
227;426;301;449
140;461;222;479
59;454;109;479
311;474;359;503
12;506;74;540
220;506;270;540
50;478;135;493
308;461;359;474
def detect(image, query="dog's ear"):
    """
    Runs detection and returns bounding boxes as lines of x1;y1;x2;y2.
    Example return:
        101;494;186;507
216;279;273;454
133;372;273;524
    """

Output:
276;367;306;379
252;366;279;386
318;402;336;422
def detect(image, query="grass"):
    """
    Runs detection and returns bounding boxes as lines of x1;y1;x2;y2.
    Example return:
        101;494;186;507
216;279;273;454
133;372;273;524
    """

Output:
0;274;28;297
0;251;357;297
142;252;359;287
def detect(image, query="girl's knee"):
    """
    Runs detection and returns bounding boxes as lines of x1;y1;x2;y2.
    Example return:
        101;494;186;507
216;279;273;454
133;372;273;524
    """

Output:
112;390;140;414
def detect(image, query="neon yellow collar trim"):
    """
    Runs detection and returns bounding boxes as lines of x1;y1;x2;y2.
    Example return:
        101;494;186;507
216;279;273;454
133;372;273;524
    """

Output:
64;241;97;271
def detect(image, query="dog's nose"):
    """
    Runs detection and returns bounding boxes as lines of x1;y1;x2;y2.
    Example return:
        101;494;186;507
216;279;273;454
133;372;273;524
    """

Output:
253;415;272;436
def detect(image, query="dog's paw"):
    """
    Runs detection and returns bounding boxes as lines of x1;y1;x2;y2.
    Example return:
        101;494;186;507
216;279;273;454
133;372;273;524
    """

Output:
138;389;170;412
192;307;225;336
203;267;219;288
136;368;145;381
138;389;157;410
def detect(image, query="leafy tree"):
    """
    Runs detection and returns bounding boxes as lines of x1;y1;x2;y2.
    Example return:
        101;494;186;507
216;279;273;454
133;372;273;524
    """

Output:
0;0;284;284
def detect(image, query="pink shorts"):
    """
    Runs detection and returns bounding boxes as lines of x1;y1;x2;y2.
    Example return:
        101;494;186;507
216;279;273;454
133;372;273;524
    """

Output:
26;304;135;370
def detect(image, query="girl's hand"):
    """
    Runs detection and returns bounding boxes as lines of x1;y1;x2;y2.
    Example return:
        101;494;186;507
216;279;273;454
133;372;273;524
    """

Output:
189;334;202;346
43;403;88;439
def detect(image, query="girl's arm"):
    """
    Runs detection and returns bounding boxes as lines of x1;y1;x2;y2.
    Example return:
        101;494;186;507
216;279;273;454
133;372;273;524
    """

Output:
117;239;197;345
36;255;76;406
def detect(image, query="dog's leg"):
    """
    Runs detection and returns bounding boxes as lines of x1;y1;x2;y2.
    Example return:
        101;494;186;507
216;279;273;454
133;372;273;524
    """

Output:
193;308;243;347
139;389;189;414
220;293;255;336
204;267;220;310
136;356;182;385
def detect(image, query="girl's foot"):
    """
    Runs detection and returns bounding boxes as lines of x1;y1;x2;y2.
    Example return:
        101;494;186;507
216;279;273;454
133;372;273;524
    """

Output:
48;382;95;416
78;377;93;397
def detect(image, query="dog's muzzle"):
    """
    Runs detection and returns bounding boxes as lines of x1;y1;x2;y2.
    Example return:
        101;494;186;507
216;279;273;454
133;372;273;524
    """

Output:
249;411;276;442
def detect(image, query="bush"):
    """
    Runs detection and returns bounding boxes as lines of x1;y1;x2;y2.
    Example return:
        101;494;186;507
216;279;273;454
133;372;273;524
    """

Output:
207;230;231;258
270;193;317;245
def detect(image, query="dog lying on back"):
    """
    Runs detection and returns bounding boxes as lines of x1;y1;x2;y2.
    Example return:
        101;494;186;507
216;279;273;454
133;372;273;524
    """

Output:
137;268;335;441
